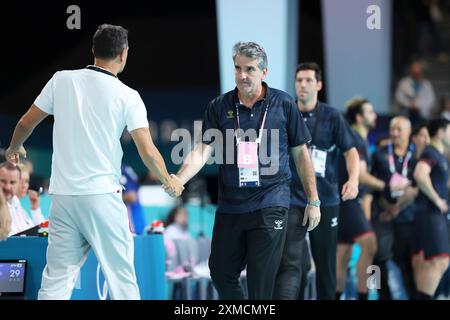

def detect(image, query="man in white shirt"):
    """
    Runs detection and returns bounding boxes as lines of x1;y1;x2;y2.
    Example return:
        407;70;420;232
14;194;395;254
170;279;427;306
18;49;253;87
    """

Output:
0;162;35;235
5;24;183;300
395;61;436;125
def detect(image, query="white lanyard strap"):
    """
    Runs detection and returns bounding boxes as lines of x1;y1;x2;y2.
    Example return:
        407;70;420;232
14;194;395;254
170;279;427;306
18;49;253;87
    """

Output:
235;103;269;145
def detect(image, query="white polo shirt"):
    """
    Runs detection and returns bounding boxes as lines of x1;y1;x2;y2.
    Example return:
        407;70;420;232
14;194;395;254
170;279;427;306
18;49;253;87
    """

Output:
34;67;149;195
8;196;34;236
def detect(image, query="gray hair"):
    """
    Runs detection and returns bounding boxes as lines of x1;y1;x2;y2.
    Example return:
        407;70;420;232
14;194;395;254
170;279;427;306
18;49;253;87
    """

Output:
390;115;412;129
232;41;268;71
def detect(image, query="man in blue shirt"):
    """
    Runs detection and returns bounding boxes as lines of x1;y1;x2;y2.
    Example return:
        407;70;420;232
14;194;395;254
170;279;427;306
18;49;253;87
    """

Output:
274;62;359;300
412;118;450;299
121;164;145;235
370;116;422;299
167;42;320;299
336;97;384;300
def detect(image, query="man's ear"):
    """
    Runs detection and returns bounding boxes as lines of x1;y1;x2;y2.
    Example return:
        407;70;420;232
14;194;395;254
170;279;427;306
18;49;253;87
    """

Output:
438;128;446;139
355;113;362;124
118;48;127;63
316;81;323;92
261;68;268;80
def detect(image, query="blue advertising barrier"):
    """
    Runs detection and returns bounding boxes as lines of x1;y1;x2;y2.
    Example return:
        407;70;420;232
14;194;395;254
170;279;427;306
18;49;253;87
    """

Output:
0;234;167;300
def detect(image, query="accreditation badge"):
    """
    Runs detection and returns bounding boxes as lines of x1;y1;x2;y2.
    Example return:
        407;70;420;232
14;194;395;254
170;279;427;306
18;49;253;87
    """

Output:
311;147;327;178
237;141;260;187
389;172;407;198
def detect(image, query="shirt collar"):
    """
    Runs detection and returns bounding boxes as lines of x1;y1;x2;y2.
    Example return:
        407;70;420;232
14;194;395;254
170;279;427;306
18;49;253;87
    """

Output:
233;81;270;107
298;100;321;118
86;65;117;78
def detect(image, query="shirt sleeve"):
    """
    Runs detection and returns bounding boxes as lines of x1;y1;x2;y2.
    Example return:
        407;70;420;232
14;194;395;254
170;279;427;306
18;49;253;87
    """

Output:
355;134;368;162
370;149;381;176
34;73;57;115
286;100;311;147
30;208;45;225
201;101;220;145
333;112;356;152
126;90;149;132
419;148;437;168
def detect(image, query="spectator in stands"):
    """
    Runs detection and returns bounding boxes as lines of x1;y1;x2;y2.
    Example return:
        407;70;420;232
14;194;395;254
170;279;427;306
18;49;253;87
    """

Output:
23;159;34;175
121;164;145;234
16;163;45;225
164;206;190;240
395;61;436;125
0;162;35;235
0;189;11;240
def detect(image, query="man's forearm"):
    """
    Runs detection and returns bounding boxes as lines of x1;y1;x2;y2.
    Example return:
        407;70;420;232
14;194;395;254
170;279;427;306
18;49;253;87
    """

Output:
140;145;172;186
10;119;34;149
177;143;211;185
295;146;319;201
396;187;418;211
417;175;441;205
360;171;385;191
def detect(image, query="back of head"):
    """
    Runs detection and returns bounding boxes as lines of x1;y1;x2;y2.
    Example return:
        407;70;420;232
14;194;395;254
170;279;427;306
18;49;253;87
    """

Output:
428;118;450;138
92;24;128;60
346;96;369;125
412;121;429;137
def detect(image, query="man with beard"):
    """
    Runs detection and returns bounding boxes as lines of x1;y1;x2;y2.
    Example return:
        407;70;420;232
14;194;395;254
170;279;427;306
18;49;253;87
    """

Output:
336;97;384;300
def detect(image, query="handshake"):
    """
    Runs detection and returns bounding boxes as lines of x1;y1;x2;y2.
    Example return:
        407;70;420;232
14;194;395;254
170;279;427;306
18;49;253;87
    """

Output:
162;174;185;198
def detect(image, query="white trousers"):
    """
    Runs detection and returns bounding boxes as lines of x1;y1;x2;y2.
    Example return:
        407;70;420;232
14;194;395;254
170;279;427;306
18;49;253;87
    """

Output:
38;193;140;300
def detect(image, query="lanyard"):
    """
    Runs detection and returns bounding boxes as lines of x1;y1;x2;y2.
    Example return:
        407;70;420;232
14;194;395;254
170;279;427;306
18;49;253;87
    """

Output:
388;143;414;177
234;101;269;145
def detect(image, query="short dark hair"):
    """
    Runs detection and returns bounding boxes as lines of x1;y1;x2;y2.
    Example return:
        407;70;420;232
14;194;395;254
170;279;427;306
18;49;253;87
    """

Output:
427;118;450;138
92;24;128;60
346;97;370;125
295;62;322;82
411;121;429;137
